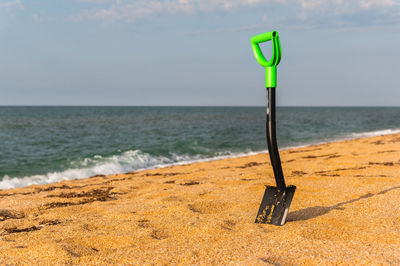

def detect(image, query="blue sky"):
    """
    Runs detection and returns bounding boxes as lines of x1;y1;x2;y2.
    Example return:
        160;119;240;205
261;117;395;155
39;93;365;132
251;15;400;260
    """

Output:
1;0;400;106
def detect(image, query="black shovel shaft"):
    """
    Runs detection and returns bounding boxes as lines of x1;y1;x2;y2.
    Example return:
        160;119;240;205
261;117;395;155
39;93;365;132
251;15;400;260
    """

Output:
266;87;286;190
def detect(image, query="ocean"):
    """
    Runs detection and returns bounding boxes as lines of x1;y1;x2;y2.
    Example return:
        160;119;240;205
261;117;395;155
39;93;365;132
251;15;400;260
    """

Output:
1;106;399;189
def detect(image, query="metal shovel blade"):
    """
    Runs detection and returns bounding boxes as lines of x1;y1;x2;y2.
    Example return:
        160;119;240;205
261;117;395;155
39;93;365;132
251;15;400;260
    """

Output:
255;185;296;226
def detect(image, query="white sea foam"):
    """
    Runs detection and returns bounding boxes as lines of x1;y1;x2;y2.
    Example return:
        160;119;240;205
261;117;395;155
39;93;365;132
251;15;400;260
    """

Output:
0;150;171;190
0;149;259;190
349;128;400;139
280;128;400;151
2;128;400;190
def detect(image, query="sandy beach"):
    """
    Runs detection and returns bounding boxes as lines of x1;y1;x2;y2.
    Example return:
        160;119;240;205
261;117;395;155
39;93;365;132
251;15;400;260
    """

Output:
1;133;400;264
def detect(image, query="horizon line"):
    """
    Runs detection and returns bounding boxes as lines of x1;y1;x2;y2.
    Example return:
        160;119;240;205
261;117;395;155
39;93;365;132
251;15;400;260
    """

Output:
0;105;399;108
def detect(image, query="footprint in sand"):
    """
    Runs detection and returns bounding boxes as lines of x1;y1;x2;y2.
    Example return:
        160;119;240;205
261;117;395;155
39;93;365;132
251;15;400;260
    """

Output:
180;181;200;186
187;201;228;214
39;219;62;226
3;225;41;234
368;161;396;166
61;239;99;258
150;229;169;240
136;219;169;240
220;219;236;231
0;209;25;221
137;219;151;228
291;170;307;177
237;162;264;169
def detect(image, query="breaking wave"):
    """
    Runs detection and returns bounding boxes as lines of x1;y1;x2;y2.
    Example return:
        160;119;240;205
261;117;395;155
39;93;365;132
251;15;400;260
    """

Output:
0;149;258;190
1;127;400;190
349;128;400;139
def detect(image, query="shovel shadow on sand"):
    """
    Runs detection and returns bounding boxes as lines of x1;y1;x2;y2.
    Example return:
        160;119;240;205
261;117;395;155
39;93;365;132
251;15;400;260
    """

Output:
287;185;400;222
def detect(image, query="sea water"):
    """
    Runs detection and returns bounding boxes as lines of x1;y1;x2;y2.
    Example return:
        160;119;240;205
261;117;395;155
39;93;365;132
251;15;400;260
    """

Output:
1;106;399;189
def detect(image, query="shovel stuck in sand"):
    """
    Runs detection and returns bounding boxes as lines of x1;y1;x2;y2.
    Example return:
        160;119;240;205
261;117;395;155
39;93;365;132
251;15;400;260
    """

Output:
251;31;296;226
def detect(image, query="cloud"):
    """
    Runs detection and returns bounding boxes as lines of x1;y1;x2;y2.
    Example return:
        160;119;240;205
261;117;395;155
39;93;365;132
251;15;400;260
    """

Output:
75;0;113;3
291;0;400;29
32;13;55;24
71;0;400;29
359;0;399;9
32;14;44;23
73;0;285;23
0;0;23;9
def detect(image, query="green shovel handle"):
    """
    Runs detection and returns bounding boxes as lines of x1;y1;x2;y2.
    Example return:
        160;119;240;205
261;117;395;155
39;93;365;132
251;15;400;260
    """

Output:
251;31;282;88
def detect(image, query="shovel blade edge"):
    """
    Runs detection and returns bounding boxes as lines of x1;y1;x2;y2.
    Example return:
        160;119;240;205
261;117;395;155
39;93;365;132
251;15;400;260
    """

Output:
255;185;296;226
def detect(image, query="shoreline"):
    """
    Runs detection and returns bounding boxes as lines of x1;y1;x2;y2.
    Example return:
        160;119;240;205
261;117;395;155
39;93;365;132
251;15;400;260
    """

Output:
2;128;400;190
1;133;400;264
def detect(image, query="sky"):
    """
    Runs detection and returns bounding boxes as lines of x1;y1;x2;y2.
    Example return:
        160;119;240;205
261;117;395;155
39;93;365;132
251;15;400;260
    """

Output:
0;0;400;106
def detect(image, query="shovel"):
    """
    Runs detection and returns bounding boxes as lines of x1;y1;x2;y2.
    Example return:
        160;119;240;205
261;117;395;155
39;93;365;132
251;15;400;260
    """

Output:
251;31;296;226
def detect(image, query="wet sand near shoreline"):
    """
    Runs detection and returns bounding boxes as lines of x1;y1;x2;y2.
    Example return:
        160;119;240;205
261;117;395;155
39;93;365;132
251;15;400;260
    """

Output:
1;134;400;264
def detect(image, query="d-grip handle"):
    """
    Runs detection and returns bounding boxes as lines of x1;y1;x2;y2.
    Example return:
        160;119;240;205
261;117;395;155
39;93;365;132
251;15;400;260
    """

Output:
251;31;282;88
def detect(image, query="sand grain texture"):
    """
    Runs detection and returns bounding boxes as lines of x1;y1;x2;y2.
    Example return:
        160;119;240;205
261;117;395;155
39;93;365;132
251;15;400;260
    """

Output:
1;134;400;264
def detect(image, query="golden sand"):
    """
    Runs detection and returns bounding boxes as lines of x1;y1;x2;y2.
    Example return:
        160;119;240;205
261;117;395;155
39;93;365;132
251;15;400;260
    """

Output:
1;133;400;264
